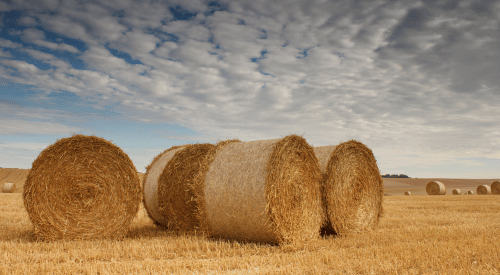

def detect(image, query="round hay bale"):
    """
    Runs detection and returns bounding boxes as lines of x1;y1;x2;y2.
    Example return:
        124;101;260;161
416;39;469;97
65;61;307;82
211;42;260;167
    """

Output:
404;191;411;196
314;140;383;235
426;181;446;195
464;193;468;195
467;190;474;195
157;143;217;231
23;134;141;241
491;181;500;195
142;145;187;227
2;182;15;193
452;189;461;195
477;185;492;195
201;135;322;244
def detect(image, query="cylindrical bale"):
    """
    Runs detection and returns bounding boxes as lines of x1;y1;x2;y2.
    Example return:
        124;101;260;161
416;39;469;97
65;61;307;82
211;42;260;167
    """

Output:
404;191;411;196
477;185;492;195
2;182;15;193
314;140;383;235
142;145;187;227
157;143;217;231
202;135;323;244
23;135;141;241
426;181;446;195
491;181;500;195
468;190;474;195
452;189;461;195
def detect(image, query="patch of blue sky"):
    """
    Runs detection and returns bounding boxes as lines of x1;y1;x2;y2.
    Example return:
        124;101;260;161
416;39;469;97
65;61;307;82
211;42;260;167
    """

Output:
204;1;228;16
251;50;267;63
169;6;197;21
105;44;143;65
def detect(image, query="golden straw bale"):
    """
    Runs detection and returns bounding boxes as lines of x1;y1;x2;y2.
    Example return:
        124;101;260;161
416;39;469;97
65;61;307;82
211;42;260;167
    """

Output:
491;181;500;195
23;134;141;241
452;189;461;195
2;182;15;193
467;190;474;195
477;185;492;195
201;135;322;244
426;181;446;195
404;191;411;196
142;145;187;226
314;140;383;235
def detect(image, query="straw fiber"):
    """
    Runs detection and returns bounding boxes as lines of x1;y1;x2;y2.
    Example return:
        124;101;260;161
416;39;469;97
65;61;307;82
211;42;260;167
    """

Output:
157;143;219;232
143;145;187;226
203;135;322;244
452;189;461;195
404;191;411;196
426;181;446;195
314;140;383;236
477;185;492;195
491;181;500;195
2;182;15;193
23;135;141;241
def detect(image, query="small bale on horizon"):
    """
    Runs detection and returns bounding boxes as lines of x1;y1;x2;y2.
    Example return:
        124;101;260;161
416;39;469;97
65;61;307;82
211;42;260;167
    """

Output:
452;189;461;195
2;182;15;193
404;191;411;196
477;185;492;195
491;181;500;195
467;190;474;195
426;181;446;195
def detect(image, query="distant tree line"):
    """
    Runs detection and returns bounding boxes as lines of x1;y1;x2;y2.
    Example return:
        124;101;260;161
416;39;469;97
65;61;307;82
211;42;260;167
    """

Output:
382;174;410;178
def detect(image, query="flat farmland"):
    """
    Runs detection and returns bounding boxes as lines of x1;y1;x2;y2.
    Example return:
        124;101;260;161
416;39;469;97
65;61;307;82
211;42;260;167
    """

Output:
383;178;499;196
1;191;499;274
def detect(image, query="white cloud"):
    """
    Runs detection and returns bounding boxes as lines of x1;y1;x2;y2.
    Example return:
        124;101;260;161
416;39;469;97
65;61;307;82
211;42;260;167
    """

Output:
0;38;22;49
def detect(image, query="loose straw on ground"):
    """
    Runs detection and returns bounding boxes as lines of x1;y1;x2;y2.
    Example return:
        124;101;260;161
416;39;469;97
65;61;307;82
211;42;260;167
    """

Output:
426;181;446;195
314;140;383;236
142;145;187;227
2;182;15;193
491;181;500;195
201;135;322;244
23;134;141;241
452;189;461;195
477;185;492;195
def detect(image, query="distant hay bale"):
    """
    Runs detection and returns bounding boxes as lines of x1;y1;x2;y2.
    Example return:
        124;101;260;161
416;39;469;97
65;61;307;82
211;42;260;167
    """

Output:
142;145;187;227
156;143;217;231
426;181;446;195
201;135;322;244
491;181;500;195
2;182;15;193
464;193;468;195
404;191;411;196
467;190;474;195
314;140;383;235
452;189;461;195
23;134;141;241
477;185;492;195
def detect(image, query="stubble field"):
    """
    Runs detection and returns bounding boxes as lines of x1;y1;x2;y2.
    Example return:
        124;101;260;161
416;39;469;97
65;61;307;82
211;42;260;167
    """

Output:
1;189;499;274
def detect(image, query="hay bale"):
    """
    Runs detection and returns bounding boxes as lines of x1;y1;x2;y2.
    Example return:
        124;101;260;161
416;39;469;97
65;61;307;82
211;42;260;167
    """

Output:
23;134;141;241
156;143;218;231
426;181;446;195
2;182;15;193
491;181;500;195
201;135;322;244
467;190;474;195
404;191;411;196
477;185;492;195
452;189;461;195
314;141;383;235
142;145;187;227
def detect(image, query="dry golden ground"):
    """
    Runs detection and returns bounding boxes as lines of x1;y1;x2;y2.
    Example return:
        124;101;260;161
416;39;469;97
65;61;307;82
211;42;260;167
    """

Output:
1;193;499;274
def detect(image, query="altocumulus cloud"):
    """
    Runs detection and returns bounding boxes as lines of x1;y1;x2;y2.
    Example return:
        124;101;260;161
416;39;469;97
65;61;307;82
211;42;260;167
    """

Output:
0;0;499;177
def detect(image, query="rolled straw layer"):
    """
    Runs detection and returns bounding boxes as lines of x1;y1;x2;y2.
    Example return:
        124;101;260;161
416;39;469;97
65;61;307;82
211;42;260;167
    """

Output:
314;140;383;235
203;135;322;244
143;145;187;226
477;185;492;195
491;181;500;195
2;182;15;193
426;181;446;195
23;135;141;241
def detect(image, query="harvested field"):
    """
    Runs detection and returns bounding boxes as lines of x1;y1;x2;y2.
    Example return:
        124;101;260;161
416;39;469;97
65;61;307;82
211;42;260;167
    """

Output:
1;192;499;274
383;178;497;196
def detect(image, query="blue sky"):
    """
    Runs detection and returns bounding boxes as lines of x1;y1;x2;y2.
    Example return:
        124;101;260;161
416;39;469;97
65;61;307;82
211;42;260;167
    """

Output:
0;0;499;178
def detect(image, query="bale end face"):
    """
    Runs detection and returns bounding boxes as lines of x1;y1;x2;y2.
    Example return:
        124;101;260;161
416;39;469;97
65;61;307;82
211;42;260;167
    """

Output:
426;181;446;195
